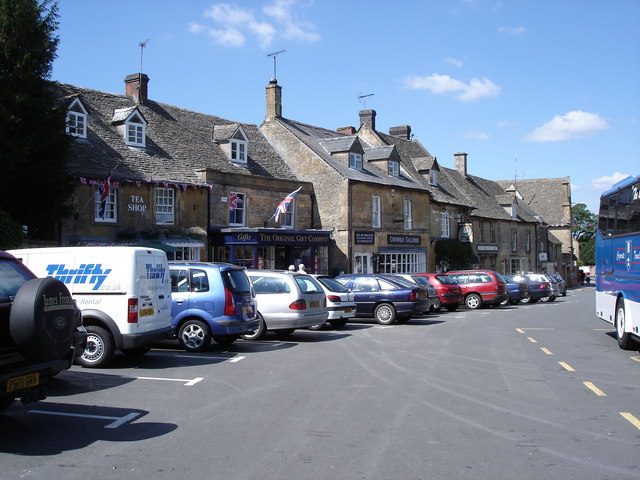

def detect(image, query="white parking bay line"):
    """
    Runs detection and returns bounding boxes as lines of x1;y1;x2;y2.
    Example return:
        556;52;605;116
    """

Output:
30;410;140;429
136;376;203;386
228;356;246;363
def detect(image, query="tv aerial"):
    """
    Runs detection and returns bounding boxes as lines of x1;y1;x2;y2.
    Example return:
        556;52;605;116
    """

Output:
357;93;374;109
139;38;150;73
267;49;286;81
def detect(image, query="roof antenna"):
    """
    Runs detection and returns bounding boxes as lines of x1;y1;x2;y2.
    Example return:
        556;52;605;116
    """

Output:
139;39;150;73
267;49;286;81
357;93;374;110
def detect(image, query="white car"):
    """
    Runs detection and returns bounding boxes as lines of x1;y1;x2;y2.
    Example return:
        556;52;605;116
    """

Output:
311;275;357;328
243;270;328;339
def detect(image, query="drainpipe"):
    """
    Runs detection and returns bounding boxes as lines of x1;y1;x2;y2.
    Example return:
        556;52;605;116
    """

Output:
348;180;353;273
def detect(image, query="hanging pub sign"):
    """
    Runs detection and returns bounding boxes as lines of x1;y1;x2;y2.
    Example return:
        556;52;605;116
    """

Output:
458;223;473;242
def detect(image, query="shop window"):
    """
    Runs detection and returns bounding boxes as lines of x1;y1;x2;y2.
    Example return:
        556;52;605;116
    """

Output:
94;187;117;222
155;187;174;225
378;252;426;274
233;245;254;268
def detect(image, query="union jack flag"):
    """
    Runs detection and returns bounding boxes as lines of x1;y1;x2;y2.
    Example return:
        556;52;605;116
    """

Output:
274;187;301;222
229;192;239;210
98;175;111;219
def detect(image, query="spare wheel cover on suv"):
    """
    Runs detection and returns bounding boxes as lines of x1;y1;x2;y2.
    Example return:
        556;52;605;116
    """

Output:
10;277;75;362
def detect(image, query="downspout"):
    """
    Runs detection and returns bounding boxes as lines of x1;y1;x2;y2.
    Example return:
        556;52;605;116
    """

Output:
206;186;211;261
348;180;353;273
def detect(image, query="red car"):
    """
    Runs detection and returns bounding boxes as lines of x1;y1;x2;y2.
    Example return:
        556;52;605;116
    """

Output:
400;273;463;312
446;270;509;309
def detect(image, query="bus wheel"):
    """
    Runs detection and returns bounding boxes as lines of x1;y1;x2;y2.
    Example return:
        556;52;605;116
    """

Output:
615;299;639;350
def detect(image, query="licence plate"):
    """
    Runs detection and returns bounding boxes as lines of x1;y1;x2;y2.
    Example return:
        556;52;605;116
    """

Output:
344;307;353;313
139;307;154;317
310;300;320;308
6;372;40;393
418;292;426;299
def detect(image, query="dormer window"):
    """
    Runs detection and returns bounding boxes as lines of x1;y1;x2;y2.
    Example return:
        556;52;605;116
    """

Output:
126;112;146;147
349;152;363;170
66;98;88;138
429;169;438;186
230;129;248;164
389;160;400;177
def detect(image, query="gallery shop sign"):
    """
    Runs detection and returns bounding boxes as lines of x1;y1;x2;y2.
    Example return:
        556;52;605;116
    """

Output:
387;235;421;245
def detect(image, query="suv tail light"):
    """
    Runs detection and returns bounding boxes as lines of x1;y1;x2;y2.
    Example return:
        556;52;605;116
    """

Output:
224;287;236;316
289;299;307;310
327;295;341;303
127;298;138;323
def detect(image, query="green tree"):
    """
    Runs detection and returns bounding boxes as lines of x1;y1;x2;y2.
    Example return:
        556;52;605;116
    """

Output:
0;0;73;242
572;203;597;241
578;237;595;266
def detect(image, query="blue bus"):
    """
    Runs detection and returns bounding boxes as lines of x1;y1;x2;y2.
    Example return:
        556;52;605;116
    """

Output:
595;174;640;350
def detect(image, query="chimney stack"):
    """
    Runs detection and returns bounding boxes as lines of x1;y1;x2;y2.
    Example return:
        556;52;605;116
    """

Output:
265;79;282;121
337;126;356;135
359;109;376;130
454;152;468;177
389;125;412;140
125;73;149;104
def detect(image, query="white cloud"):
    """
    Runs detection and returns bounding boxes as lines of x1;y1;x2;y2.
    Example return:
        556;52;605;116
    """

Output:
499;26;526;35
444;57;463;68
524;111;609;142
192;1;319;49
591;172;631;192
403;73;500;101
464;131;490;140
497;120;517;127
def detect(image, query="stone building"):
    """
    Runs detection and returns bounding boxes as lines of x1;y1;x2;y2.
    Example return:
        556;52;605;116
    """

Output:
48;74;333;271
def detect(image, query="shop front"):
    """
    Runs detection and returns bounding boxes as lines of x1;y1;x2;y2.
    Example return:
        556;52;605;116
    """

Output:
353;231;427;274
209;228;333;273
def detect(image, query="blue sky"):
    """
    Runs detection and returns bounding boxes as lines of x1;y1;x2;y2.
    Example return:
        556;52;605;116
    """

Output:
52;0;640;214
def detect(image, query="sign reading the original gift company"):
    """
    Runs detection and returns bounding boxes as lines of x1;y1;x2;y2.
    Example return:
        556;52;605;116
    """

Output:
224;231;332;245
387;234;421;245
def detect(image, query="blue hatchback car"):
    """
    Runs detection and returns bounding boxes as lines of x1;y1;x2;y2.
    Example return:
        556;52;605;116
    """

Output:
335;274;430;324
169;262;258;351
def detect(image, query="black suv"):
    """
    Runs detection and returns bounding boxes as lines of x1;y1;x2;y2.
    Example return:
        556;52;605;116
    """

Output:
0;250;87;412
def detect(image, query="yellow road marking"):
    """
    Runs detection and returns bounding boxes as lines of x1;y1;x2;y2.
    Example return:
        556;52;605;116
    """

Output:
559;362;575;372
583;382;607;396
516;328;525;334
631;356;640;363
621;412;640;430
540;347;553;355
527;337;537;343
516;328;555;332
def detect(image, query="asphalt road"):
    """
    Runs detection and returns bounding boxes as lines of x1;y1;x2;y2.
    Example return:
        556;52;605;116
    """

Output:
1;286;639;480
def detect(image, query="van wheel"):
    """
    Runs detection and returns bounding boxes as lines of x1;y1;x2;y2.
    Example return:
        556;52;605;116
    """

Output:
374;303;396;325
240;314;266;341
465;293;482;309
179;320;211;352
78;326;114;368
616;299;639;350
212;335;238;346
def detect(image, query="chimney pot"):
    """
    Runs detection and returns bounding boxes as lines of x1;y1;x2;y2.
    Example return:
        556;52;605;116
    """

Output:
359;109;376;130
337;126;356;135
454;152;468;177
389;125;412;140
125;73;149;104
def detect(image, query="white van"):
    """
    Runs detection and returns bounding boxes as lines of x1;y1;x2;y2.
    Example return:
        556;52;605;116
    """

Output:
8;246;172;367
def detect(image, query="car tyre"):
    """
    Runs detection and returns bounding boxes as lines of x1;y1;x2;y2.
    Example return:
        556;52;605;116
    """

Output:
615;299;639;350
374;303;396;325
520;293;531;304
0;397;15;413
328;319;348;328
240;313;266;341
465;293;482;309
122;347;150;357
212;335;238;346
179;319;211;352
77;325;115;368
9;277;76;363
445;305;459;312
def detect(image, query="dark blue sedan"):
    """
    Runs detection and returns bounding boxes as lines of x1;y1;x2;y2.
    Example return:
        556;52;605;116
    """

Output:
502;275;528;305
335;274;430;324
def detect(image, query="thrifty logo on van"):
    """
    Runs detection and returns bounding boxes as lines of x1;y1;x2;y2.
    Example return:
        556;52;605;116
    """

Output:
45;263;112;290
146;263;166;282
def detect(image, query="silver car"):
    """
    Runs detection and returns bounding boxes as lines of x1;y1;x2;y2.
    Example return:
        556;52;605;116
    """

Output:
243;270;328;340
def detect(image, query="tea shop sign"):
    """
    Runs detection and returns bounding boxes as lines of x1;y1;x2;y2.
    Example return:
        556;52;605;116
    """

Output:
128;195;147;212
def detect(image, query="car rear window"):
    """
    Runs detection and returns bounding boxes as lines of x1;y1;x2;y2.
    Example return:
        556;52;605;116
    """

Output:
494;273;506;283
224;269;252;294
409;276;430;286
249;276;291;294
0;259;33;302
294;275;323;294
317;277;349;293
435;275;456;285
